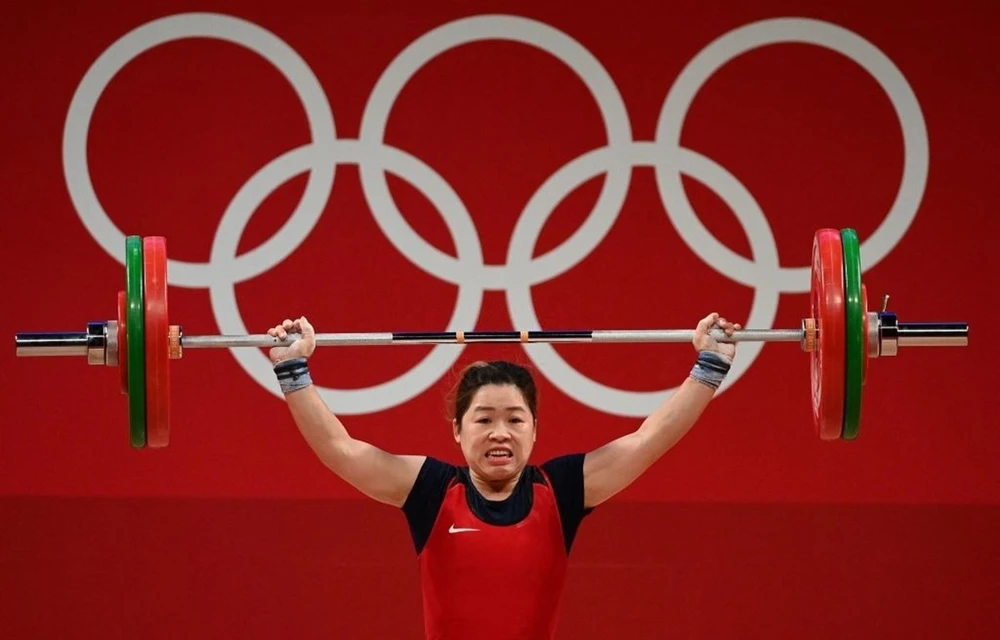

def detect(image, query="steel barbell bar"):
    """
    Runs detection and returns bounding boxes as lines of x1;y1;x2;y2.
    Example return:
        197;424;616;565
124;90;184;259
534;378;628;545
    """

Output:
13;322;967;356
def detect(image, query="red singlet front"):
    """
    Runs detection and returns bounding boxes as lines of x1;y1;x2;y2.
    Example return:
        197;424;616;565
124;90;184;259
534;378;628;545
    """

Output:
417;468;568;640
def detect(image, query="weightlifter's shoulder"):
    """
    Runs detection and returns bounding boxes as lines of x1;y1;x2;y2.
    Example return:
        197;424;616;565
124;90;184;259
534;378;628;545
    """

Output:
540;453;592;553
401;456;458;554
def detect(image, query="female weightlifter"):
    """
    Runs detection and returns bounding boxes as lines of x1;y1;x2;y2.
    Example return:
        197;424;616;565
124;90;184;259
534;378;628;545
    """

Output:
267;312;739;640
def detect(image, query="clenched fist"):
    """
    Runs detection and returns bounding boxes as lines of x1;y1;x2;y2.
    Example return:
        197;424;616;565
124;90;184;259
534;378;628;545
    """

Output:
693;312;741;359
266;316;316;364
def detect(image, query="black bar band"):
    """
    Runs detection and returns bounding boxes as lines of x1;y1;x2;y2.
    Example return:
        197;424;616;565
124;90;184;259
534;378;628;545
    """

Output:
391;330;594;343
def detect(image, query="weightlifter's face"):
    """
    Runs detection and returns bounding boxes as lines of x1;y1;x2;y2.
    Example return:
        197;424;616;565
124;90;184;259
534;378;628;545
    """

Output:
454;384;536;485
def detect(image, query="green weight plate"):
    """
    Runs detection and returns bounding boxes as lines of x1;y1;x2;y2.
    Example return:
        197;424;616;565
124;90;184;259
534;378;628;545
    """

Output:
125;235;147;448
841;228;864;440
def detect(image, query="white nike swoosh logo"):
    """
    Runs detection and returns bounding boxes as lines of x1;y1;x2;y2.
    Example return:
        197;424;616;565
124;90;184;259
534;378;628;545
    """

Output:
449;524;480;534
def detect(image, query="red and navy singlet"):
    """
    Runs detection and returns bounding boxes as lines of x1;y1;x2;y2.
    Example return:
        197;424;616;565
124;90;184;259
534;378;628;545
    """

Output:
402;454;592;640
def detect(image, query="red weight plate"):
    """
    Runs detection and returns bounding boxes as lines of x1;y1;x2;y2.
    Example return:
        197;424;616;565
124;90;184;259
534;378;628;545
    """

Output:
810;229;845;441
118;291;128;396
143;237;170;448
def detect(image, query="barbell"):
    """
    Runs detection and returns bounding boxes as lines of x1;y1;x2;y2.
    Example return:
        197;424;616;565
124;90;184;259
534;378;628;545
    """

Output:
14;229;968;448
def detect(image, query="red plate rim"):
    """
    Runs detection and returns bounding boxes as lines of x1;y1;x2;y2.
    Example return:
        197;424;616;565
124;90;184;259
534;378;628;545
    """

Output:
143;237;170;448
811;229;845;441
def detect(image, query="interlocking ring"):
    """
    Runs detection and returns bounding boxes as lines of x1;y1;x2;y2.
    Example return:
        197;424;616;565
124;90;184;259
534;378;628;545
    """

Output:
63;12;928;416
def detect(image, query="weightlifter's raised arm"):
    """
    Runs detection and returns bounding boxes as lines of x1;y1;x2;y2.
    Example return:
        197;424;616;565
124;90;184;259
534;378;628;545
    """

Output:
581;312;739;509
267;317;425;508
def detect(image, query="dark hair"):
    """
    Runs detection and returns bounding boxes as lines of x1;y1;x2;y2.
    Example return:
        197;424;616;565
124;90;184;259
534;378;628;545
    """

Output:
447;360;539;428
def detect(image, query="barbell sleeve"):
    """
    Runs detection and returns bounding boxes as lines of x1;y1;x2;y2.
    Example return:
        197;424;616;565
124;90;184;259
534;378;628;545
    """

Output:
15;332;90;357
895;322;970;347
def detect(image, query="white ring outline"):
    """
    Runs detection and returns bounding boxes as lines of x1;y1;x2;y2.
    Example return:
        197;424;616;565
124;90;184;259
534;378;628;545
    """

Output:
507;142;779;416
209;140;481;413
63;12;338;288
655;17;928;292
358;14;634;290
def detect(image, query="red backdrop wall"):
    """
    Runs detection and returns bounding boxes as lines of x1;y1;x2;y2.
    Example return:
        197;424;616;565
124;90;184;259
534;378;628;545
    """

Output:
2;1;998;638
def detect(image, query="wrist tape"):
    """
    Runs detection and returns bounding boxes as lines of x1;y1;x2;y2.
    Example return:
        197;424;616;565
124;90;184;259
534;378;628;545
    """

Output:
274;357;312;394
689;351;732;390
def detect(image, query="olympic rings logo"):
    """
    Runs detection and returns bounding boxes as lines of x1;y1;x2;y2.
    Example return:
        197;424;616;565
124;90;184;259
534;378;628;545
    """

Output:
63;13;928;417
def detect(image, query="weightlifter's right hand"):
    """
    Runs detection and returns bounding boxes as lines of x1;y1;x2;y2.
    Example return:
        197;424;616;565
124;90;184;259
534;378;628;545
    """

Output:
267;316;316;365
